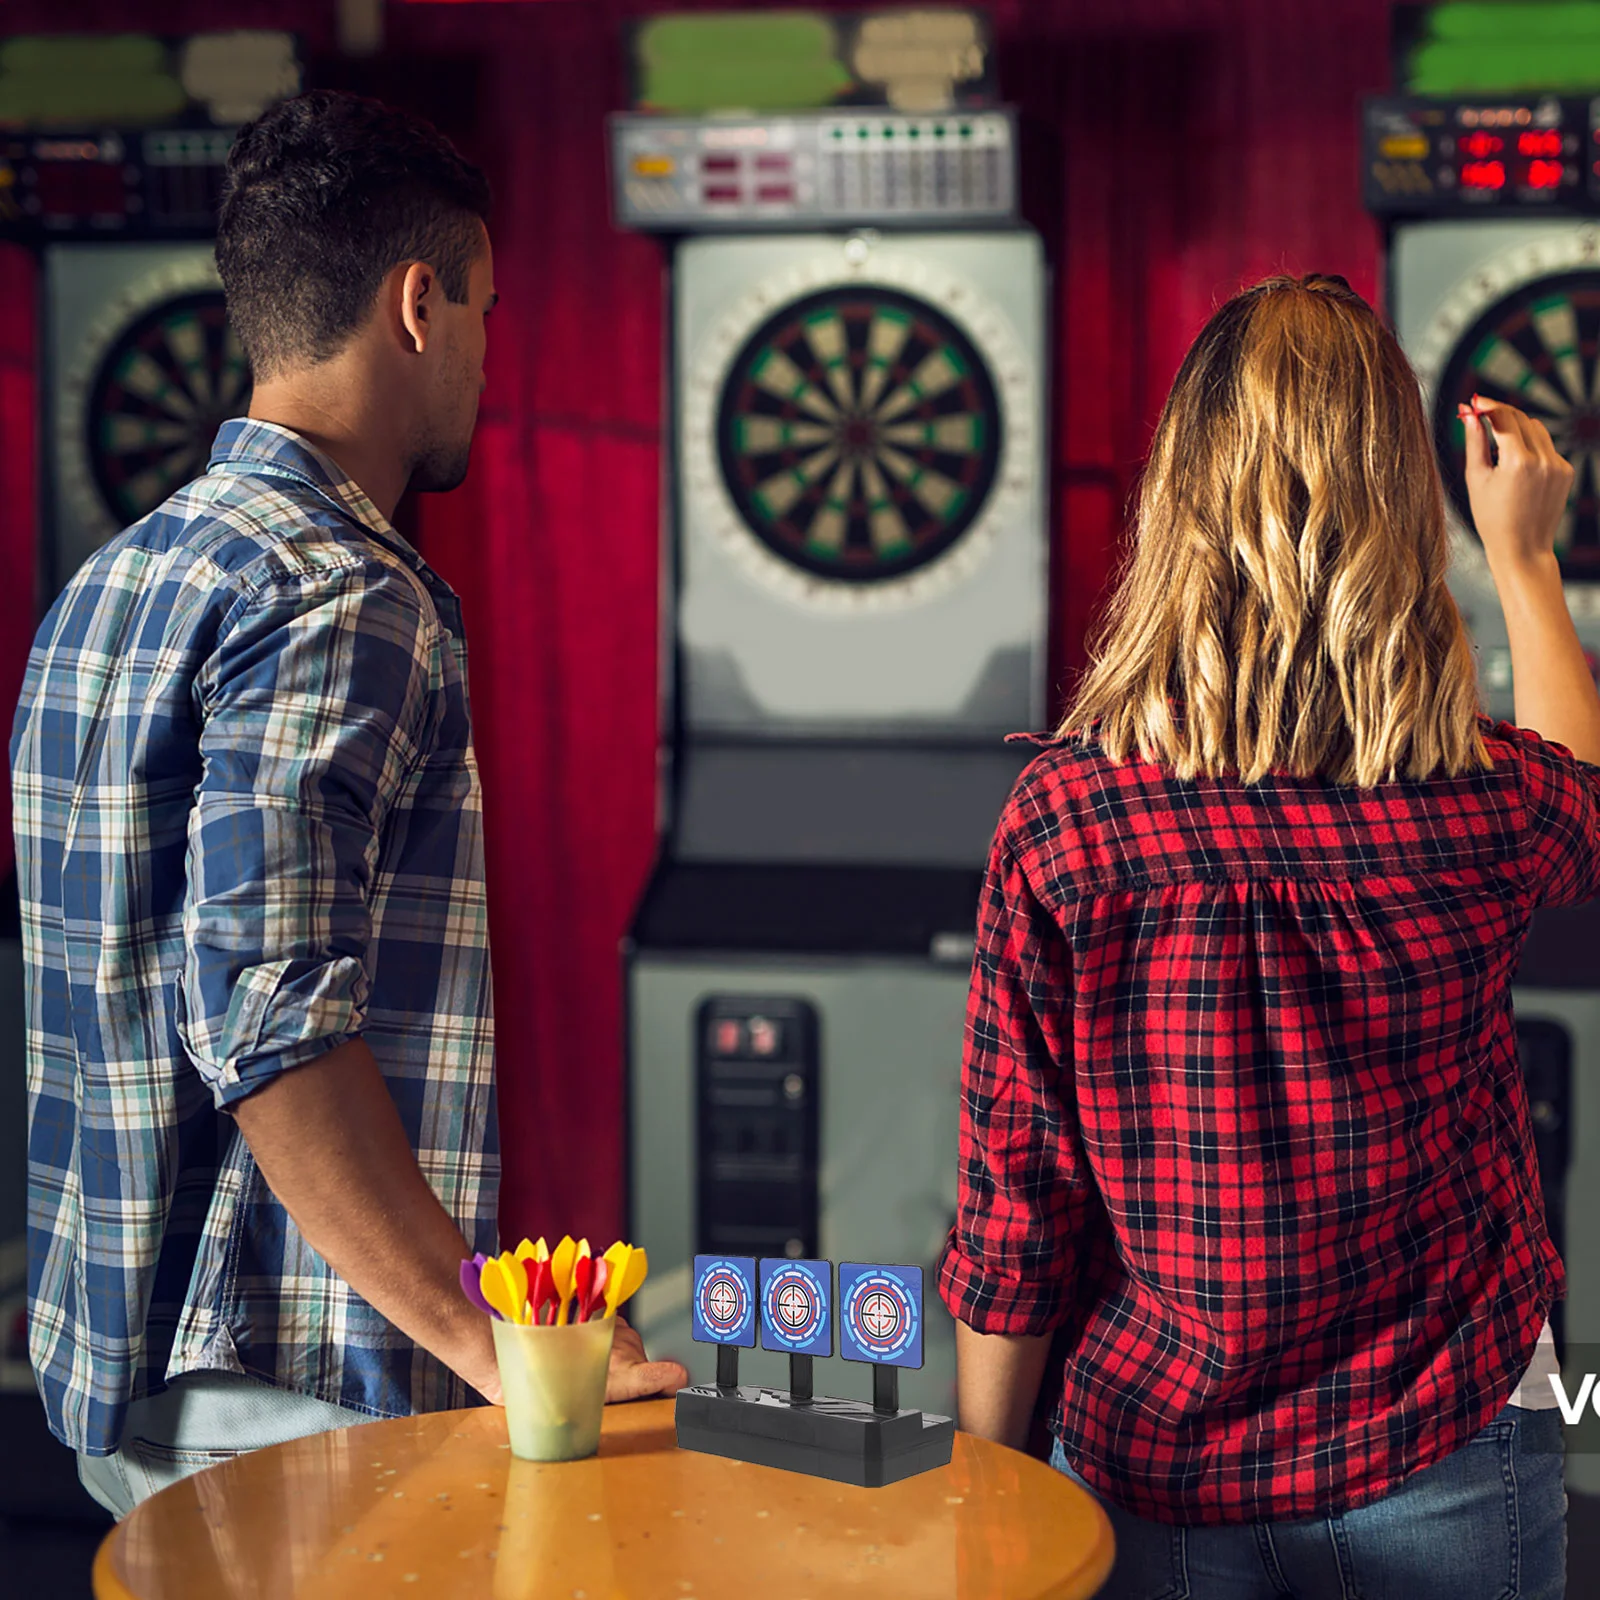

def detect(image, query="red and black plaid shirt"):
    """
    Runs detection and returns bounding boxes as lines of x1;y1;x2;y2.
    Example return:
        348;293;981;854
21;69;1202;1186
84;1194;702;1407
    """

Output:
937;718;1599;1525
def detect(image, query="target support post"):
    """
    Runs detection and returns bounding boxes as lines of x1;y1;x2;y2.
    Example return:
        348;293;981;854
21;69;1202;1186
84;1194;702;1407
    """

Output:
790;1353;813;1403
872;1362;898;1415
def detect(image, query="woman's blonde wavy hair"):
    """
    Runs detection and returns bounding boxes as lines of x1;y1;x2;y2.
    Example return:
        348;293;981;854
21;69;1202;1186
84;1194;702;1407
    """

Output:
1059;273;1489;787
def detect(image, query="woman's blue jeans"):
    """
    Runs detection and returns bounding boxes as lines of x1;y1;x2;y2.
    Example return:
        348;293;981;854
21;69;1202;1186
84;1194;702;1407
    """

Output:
1051;1398;1567;1599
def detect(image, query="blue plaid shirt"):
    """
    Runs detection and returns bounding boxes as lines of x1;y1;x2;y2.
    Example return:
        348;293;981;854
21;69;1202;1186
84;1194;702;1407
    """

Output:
11;420;499;1456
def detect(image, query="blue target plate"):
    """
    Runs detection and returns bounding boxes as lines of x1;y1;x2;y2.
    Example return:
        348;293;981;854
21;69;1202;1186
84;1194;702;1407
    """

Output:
837;1262;923;1369
758;1258;833;1357
691;1255;757;1347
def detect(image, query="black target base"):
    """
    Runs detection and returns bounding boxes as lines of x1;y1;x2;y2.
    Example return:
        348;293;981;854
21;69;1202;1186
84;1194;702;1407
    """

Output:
674;1384;954;1488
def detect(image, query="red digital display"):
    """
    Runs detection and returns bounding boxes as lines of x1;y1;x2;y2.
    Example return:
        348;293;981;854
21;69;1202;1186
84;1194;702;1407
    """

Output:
1461;159;1507;190
1519;129;1563;158
1460;131;1504;158
37;160;127;219
1526;157;1564;189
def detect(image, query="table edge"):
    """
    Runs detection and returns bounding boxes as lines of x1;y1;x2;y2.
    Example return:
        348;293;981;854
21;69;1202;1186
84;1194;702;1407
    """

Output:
89;1402;1117;1600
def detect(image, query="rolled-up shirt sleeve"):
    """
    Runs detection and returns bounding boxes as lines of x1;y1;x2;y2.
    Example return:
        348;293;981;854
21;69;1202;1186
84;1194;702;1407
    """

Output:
1505;720;1600;907
179;560;434;1107
936;824;1101;1336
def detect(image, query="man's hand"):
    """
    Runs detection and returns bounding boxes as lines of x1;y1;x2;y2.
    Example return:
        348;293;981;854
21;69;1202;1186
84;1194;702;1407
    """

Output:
605;1315;689;1403
231;1039;690;1409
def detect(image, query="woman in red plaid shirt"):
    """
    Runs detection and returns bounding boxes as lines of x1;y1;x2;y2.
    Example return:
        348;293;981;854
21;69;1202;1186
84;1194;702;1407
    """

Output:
940;274;1595;1598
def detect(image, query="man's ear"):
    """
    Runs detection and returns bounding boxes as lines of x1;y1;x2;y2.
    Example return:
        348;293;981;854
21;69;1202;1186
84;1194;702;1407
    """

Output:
398;261;435;354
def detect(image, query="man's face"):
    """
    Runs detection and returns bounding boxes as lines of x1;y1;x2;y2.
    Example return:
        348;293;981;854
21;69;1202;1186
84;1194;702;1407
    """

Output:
411;225;496;494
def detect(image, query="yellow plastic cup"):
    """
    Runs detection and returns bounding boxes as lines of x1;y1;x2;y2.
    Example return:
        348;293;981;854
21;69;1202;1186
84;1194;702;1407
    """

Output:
491;1314;615;1462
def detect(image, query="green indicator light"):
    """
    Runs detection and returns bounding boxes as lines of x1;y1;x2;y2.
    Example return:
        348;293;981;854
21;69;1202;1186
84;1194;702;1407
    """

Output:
934;124;946;138
858;126;870;139
908;125;920;137
959;123;973;138
883;125;894;138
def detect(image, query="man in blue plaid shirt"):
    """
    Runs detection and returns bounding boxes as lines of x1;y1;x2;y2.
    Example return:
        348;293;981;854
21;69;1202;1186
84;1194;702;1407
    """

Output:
10;91;686;1519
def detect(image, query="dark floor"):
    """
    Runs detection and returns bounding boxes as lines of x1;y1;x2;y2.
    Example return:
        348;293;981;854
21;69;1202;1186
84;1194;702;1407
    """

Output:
0;1393;112;1600
1;1393;1597;1598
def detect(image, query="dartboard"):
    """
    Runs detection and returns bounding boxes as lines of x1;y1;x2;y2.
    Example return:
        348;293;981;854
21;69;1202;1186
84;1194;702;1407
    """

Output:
715;285;1003;585
85;290;251;530
1433;271;1600;578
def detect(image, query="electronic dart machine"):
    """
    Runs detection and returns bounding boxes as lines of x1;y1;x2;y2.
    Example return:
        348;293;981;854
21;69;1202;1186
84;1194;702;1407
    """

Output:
0;32;301;600
613;12;1049;1420
1365;92;1600;1490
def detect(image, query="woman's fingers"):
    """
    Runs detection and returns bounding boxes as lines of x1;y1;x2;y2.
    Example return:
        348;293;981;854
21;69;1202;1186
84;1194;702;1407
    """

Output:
1525;411;1573;478
1460;398;1494;480
1465;395;1533;468
1461;394;1573;567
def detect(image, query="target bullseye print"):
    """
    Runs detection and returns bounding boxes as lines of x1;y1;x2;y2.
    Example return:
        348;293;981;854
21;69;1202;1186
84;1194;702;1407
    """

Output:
838;1263;923;1369
758;1259;833;1357
691;1255;756;1347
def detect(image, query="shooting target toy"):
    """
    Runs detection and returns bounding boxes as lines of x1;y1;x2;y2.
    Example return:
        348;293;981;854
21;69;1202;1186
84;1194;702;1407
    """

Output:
838;1262;923;1369
691;1255;757;1347
758;1258;833;1357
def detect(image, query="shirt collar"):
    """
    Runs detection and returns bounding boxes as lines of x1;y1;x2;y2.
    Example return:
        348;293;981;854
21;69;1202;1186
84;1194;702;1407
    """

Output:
207;417;432;577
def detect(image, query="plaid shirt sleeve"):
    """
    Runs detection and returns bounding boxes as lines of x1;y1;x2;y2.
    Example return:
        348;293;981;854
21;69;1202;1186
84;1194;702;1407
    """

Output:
936;814;1107;1335
1500;721;1600;907
179;559;435;1107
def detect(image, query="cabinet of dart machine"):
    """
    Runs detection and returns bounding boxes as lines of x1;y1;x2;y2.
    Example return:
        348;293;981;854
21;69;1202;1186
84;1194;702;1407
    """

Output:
615;111;1051;1420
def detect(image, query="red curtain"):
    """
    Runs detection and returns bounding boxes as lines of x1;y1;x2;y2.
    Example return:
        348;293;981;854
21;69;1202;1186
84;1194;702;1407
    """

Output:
0;0;1391;1244
0;246;36;850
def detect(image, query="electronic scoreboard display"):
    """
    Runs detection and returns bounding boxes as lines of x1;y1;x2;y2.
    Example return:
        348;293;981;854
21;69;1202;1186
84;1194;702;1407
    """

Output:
1365;96;1600;214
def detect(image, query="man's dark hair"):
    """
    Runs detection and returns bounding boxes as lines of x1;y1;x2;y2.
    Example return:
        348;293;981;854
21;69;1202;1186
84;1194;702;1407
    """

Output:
216;90;491;380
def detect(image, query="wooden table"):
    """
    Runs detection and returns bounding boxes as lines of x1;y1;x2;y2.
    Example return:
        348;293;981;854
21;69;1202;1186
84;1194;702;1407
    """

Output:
92;1398;1114;1599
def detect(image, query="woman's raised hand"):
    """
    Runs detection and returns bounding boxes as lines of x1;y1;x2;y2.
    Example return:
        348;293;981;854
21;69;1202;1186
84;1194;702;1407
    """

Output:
1460;394;1575;573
